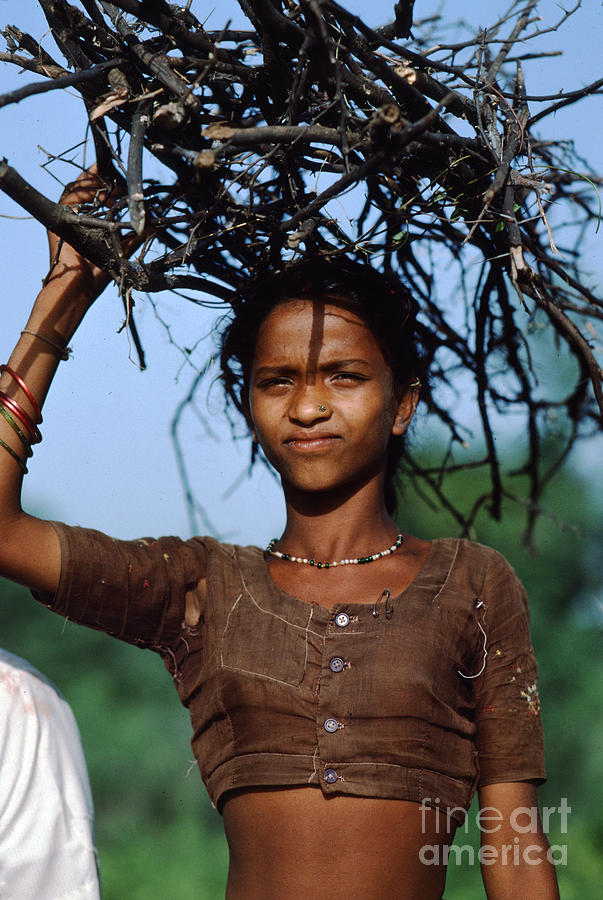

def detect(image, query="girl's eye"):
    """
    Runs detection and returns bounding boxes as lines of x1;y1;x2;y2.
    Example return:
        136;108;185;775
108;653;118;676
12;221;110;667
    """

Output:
332;372;364;382
258;377;291;388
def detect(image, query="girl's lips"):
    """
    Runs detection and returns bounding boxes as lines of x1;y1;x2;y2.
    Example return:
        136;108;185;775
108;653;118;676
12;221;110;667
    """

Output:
284;436;340;451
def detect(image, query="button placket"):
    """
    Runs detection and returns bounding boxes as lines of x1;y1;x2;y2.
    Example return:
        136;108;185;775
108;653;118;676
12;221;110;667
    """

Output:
318;610;356;792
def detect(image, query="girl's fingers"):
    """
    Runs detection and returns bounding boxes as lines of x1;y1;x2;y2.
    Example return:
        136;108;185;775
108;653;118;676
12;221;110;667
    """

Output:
59;164;125;213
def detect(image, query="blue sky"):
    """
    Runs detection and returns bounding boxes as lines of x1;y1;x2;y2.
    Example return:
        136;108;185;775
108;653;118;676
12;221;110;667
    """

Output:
0;1;601;544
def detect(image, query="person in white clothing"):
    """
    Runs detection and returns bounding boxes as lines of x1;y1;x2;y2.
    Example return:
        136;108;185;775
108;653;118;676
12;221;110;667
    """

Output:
0;648;100;900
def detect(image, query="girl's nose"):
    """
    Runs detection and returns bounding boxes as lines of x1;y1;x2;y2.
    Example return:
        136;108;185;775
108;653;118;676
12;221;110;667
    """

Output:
288;386;330;423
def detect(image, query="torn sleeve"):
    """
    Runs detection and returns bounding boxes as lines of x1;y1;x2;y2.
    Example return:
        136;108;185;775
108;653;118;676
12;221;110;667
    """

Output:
32;522;210;650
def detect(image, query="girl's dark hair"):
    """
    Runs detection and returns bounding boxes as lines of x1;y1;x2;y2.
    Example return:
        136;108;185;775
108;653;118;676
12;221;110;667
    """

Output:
219;257;428;514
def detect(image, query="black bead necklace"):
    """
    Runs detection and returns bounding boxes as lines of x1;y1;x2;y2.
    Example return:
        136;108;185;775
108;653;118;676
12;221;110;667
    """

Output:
265;534;404;569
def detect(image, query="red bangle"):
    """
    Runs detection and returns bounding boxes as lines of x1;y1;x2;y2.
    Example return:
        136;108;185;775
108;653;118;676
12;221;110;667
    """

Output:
0;392;42;444
0;366;42;424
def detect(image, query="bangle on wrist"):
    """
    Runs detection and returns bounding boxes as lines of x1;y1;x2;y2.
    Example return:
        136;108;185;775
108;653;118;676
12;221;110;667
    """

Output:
0;365;42;423
0;391;42;444
0;437;28;475
0;403;33;457
20;330;72;362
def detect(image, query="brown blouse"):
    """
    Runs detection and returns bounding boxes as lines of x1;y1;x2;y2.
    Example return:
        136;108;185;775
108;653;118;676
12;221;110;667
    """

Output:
35;524;546;826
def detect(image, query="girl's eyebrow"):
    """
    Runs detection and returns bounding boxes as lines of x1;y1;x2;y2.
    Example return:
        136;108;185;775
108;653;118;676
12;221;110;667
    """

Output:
322;358;372;369
254;358;372;378
253;364;298;378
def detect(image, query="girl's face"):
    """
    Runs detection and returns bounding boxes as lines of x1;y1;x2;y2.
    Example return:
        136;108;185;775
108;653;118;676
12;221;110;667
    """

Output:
248;299;416;497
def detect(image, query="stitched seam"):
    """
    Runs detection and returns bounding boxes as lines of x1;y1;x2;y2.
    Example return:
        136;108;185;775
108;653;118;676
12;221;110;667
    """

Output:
216;600;238;792
221;589;314;686
236;553;325;635
308;745;320;783
219;664;305;688
431;538;461;605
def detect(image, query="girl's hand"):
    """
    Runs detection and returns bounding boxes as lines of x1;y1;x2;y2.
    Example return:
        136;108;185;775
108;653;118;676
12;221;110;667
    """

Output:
44;164;133;309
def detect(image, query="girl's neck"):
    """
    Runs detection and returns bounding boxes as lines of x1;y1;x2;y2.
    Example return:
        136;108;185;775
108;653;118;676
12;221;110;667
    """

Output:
278;475;399;560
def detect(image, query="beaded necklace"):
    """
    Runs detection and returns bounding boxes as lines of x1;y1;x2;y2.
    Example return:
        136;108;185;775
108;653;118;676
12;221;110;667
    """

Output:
265;533;404;569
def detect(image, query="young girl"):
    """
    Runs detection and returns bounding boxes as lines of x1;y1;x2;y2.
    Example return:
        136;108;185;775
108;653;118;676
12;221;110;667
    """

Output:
0;172;559;899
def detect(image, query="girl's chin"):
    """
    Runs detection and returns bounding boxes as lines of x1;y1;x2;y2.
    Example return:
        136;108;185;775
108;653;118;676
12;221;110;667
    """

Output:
280;470;381;499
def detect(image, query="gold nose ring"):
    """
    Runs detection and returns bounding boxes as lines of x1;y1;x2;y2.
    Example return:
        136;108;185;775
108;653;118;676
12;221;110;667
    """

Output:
318;404;327;413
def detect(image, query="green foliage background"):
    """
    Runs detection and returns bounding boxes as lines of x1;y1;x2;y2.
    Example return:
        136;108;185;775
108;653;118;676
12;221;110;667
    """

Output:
1;450;601;899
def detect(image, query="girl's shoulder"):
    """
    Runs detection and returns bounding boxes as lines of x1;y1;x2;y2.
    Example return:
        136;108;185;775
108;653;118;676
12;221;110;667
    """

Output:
418;536;523;598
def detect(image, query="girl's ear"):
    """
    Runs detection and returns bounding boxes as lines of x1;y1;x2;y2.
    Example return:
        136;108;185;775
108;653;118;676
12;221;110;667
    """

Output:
391;381;420;436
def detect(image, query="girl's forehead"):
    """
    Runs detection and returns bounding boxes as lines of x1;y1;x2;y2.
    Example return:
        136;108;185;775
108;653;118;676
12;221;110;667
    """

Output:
257;298;371;338
252;299;386;366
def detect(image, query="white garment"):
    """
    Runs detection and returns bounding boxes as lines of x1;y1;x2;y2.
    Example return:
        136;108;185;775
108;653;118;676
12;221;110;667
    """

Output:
0;649;100;900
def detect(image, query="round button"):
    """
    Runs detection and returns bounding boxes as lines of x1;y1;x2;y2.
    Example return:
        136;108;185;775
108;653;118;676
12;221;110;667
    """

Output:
329;656;345;673
323;768;338;784
335;612;350;627
324;717;339;733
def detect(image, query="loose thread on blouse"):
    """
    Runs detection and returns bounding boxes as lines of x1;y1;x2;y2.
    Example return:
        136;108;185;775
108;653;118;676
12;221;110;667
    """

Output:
458;605;488;679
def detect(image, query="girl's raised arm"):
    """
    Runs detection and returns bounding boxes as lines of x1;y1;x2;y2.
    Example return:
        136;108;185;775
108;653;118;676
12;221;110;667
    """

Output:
0;168;128;593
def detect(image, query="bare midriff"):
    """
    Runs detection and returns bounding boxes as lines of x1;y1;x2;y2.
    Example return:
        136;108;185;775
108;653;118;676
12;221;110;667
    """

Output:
223;787;454;900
